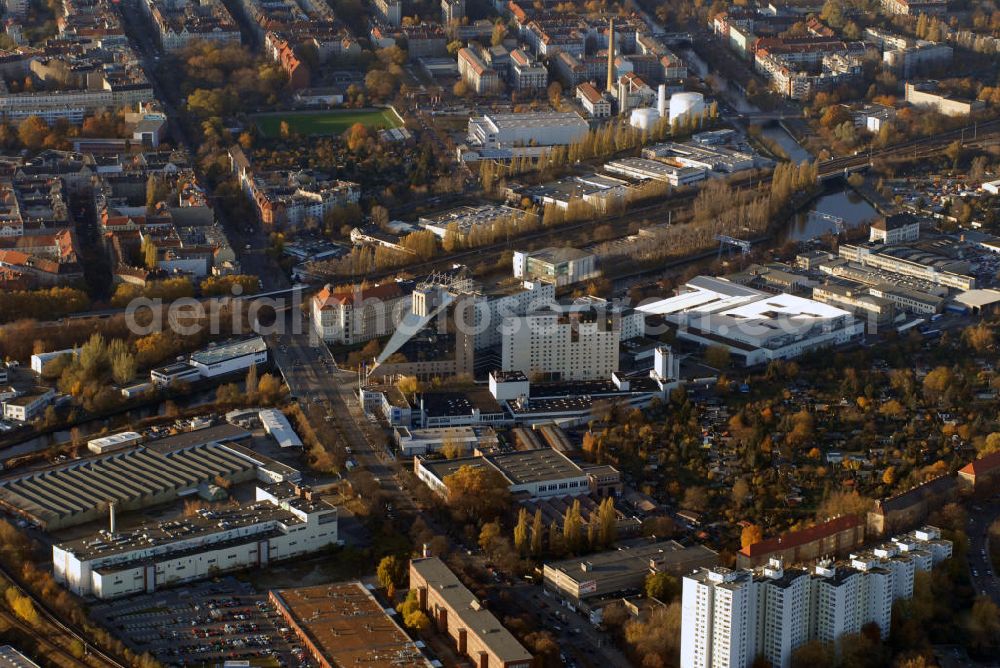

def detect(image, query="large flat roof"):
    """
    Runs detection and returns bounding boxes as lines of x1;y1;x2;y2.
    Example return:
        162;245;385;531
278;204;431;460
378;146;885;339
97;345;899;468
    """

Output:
546;538;718;585
0;425;261;527
420;448;586;486
189;336;266;366
271;583;432;668
410;557;532;664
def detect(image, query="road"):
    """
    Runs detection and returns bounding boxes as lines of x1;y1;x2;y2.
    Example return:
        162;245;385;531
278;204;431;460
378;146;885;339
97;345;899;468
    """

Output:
118;0;287;292
266;312;635;665
967;499;1000;605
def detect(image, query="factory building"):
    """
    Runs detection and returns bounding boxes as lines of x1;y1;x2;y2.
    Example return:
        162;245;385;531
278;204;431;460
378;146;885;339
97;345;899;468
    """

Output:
544;537;718;603
53;487;337;599
415;448;591;500
410;557;533;668
467;112;589;149
604;157;707;187
150;337;268;386
512;247;598;287
0;424;299;530
638;276;864;366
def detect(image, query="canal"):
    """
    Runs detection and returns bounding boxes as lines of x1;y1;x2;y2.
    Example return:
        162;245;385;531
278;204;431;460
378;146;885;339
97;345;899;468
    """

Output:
785;187;879;241
680;47;812;163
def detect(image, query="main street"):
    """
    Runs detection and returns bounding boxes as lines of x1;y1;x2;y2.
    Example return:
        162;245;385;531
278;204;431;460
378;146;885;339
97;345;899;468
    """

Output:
968;498;1000;606
119;0;286;291
267;310;634;666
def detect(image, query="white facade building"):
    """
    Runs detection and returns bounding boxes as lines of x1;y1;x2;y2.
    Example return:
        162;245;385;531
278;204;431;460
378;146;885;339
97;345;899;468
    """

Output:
188;337;268;378
680;528;952;668
311;283;411;345
638;277;864;367
501;305;620;381
512;247;597;287
53;490;337;600
467;112;589;149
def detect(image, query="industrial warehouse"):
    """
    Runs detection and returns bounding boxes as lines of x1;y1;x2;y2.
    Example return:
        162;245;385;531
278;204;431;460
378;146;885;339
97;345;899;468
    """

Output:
269;583;432;668
542;537;718;603
0;423;300;530
52;485;337;599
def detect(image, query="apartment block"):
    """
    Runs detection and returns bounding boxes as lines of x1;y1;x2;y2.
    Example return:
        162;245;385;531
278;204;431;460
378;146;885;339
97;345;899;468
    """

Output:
681;528;952;668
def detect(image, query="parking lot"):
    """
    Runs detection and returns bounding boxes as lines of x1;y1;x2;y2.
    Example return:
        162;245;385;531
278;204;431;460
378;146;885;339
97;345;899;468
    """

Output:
90;578;313;667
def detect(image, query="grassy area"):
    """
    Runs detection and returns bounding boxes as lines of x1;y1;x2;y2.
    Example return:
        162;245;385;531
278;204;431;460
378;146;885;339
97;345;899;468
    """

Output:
253;108;401;137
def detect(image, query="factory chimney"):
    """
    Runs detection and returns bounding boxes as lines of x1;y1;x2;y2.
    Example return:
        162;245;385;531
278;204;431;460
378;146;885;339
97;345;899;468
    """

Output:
657;84;667;118
109;501;117;535
606;18;615;92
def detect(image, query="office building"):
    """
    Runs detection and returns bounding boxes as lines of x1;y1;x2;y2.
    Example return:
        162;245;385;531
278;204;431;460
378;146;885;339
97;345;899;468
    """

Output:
501;304;620;381
512;246;597;287
2;388;55;422
509;49;547;89
393;425;498;457
869;213;920;244
441;0;464;23
410;557;533;668
576;82;612;117
545;538;717;603
53;487;337;599
373;0;401;25
312;282;411;345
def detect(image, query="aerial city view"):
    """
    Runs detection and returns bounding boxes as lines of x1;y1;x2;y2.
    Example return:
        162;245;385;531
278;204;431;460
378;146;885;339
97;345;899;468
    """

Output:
0;0;997;665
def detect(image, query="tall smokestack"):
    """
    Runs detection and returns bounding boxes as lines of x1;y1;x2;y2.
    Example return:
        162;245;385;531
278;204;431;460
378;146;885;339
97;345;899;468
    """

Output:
606;18;615;92
109;501;117;535
658;84;667;118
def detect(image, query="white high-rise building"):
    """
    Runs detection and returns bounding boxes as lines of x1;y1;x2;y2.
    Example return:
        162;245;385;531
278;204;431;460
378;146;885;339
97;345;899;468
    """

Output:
757;561;811;668
680;528;952;668
809;563;862;645
501;304;620;381
681;568;758;668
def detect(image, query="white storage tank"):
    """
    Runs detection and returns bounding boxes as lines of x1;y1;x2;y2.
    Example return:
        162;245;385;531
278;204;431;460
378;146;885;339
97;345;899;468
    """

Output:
629;107;660;131
669;92;705;123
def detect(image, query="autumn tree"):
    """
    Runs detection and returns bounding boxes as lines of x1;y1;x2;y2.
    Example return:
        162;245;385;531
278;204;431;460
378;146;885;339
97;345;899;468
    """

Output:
563;499;584;553
741;524;764;549
376;555;406;596
530;508;544;557
442;465;511;522
644;572;679;601
513;507;529;555
705;345;731;369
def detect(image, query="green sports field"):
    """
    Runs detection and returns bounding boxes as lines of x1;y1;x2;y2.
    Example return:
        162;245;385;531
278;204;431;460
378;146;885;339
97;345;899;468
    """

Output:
253;108;402;137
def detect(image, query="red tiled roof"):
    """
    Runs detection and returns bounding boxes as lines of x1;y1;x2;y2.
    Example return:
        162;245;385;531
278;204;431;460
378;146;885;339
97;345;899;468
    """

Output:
739;515;861;557
959;450;1000;477
314;282;403;309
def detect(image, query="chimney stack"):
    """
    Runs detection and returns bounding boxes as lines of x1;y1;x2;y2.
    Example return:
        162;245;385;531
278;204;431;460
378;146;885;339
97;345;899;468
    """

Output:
422;543;430;558
657;84;667;118
109;501;117;535
606;18;615;93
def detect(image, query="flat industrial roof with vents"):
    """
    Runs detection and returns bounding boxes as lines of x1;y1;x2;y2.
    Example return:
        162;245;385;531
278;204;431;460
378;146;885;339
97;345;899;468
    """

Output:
0;424;294;530
270;583;433;668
